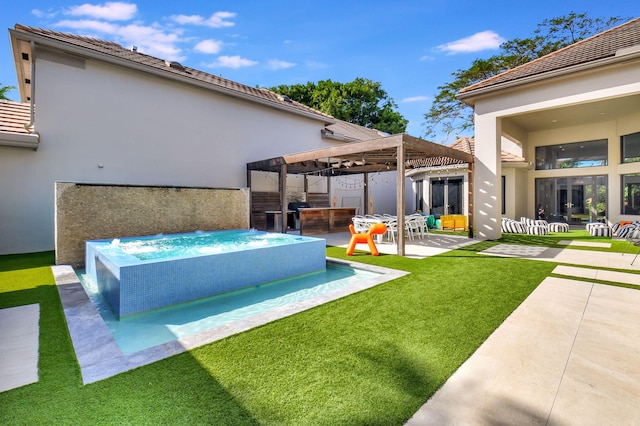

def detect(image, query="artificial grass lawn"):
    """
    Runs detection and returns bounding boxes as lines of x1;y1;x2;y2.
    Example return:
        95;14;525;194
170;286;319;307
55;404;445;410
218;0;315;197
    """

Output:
0;243;566;425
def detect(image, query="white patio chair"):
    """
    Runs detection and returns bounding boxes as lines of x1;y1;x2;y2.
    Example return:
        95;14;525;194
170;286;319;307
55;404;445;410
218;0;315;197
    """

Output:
352;217;370;234
385;218;398;243
407;214;427;239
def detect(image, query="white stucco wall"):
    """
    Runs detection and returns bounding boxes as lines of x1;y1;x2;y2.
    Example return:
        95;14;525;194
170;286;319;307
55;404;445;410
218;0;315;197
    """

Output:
472;60;640;239
0;49;340;254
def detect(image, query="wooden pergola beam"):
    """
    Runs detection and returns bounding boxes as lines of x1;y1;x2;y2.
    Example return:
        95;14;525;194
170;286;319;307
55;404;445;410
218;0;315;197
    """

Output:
246;133;475;256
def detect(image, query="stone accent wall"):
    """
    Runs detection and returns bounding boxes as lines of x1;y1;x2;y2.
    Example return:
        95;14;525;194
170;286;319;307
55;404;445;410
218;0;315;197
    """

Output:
55;182;250;268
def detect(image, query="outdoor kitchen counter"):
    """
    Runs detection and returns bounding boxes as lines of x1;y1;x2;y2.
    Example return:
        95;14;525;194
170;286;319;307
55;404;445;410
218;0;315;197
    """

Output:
298;207;357;235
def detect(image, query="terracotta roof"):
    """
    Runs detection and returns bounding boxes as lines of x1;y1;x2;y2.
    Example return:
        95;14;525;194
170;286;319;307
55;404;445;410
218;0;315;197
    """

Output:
0;100;31;135
450;137;525;163
322;119;388;142
460;17;640;95
10;24;334;123
407;137;523;168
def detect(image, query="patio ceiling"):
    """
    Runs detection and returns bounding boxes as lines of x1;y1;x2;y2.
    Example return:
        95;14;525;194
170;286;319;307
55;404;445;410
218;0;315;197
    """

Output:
246;133;474;175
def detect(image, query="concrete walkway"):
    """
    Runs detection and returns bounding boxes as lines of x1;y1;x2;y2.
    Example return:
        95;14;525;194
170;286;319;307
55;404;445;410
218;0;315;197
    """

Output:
0;304;39;392
406;254;640;425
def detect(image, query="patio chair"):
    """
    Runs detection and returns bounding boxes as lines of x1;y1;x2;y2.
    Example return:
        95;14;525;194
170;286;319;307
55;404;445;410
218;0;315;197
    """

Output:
501;218;526;234
617;222;640;239
407;214;427;239
622;227;640;256
385;218;398;243
352;217;370;234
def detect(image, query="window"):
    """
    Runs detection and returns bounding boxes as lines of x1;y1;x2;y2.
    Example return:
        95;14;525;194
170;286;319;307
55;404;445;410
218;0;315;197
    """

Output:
622;132;640;163
536;175;607;223
622;174;640;215
535;139;607;170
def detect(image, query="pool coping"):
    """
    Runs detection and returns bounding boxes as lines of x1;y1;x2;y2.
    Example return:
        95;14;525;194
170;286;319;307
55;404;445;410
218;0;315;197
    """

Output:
52;258;408;384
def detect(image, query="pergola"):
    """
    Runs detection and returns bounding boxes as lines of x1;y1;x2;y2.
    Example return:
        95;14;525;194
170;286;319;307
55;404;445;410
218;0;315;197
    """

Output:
246;133;474;255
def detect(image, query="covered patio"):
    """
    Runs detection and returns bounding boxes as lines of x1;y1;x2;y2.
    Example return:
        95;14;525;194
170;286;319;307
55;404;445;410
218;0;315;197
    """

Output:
247;133;474;255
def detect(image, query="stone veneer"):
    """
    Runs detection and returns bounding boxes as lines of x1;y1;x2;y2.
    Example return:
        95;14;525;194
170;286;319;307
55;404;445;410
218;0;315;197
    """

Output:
55;182;250;268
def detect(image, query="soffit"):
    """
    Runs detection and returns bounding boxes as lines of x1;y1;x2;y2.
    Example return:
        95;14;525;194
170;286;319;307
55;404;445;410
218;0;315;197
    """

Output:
505;94;640;132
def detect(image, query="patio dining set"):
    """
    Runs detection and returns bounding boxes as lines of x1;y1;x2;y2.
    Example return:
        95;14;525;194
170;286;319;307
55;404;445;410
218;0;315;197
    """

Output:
352;214;429;244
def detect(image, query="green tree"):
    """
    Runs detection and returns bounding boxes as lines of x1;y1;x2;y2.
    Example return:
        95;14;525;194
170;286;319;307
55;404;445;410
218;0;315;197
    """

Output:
270;77;408;135
424;12;629;142
0;83;15;100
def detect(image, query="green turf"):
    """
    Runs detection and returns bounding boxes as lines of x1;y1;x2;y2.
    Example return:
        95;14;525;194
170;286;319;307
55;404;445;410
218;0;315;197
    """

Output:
0;232;629;425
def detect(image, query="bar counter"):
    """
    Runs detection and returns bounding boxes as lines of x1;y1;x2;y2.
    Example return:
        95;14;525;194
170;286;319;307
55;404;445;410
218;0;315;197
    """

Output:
298;207;356;235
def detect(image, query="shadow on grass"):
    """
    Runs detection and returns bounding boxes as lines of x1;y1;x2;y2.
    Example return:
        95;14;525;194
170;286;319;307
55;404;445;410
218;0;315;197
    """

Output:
0;256;261;425
0;251;55;272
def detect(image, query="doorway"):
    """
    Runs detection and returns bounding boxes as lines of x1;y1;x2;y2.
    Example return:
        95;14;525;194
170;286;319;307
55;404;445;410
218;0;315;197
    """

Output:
535;175;607;224
431;177;463;217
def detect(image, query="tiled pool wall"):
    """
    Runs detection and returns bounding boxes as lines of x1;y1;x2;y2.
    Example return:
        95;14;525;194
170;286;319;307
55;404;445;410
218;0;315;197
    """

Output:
86;231;326;317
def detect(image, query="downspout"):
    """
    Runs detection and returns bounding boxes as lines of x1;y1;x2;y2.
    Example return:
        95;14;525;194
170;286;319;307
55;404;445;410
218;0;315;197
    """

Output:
24;41;40;149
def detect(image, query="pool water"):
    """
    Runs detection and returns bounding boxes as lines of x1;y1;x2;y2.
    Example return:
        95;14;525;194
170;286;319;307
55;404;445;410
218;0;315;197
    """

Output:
78;262;380;354
86;229;326;317
104;229;310;261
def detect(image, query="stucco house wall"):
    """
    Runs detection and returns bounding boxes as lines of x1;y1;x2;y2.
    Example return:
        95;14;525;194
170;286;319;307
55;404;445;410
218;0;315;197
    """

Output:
0;43;339;255
469;58;640;239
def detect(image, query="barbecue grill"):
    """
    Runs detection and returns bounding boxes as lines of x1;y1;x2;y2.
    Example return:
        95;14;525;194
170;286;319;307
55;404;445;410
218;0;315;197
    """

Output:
288;202;310;229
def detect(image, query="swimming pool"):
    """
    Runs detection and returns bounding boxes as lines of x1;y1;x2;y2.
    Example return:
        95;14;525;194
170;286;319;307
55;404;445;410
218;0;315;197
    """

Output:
78;261;381;354
85;229;326;317
54;257;409;384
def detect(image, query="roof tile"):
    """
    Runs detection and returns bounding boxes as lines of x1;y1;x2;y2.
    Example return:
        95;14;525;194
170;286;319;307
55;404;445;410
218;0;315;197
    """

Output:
460;17;640;94
0;100;32;135
12;24;334;122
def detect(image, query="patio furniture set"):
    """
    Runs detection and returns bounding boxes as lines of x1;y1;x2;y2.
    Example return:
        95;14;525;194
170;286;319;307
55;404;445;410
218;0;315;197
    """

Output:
352;214;429;244
501;217;570;235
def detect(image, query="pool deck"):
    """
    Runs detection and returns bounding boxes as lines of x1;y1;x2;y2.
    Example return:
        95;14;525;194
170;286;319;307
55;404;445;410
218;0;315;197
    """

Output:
3;233;640;425
36;256;406;385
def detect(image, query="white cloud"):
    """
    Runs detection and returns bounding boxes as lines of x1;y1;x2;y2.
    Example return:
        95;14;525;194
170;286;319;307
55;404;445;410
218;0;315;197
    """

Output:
401;96;429;103
55;19;119;34
194;39;223;54
305;60;330;69
32;9;58;19
171;14;204;25
437;30;505;54
66;2;137;21
206;55;257;69
419;55;434;62
171;11;236;28
267;59;295;70
54;19;185;61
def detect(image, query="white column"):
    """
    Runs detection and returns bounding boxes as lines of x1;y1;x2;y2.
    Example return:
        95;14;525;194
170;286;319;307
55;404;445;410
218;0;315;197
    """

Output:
473;114;502;240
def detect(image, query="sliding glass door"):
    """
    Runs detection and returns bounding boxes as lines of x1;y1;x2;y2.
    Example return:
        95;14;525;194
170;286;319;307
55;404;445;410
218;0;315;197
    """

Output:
431;177;463;217
535;175;607;224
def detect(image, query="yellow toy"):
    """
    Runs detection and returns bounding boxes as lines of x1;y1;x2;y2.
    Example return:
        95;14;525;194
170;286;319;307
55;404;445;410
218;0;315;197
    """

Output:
346;223;387;256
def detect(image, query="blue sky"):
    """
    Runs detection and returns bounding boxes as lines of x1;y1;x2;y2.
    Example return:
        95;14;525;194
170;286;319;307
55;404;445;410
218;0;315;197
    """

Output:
1;1;637;141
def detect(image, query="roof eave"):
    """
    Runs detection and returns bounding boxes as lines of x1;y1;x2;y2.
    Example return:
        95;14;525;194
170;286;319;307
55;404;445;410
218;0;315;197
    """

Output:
457;51;640;105
9;28;335;125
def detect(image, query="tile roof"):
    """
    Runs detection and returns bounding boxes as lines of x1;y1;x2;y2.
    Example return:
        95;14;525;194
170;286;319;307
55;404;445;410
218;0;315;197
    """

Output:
450;137;525;163
11;24;334;123
460;17;640;95
322;119;388;142
0;100;32;135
